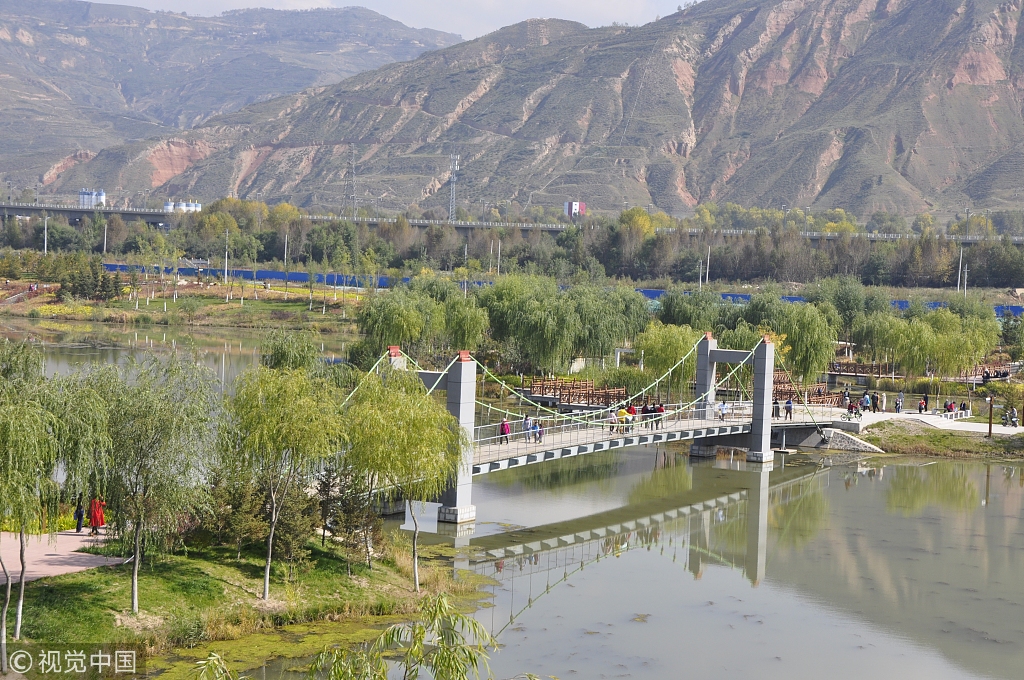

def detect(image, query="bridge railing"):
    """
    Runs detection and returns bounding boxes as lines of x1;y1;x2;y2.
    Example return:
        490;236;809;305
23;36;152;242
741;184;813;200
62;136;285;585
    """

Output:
473;401;760;465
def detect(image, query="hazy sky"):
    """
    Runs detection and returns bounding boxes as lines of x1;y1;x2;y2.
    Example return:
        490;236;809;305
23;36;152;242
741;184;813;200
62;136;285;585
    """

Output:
124;0;686;39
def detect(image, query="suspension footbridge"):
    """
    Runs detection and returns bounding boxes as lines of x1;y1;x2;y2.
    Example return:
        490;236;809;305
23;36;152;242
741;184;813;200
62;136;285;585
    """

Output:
369;333;843;526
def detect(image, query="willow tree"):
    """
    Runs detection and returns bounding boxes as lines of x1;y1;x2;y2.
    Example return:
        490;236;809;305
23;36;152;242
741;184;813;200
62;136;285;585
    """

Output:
225;365;346;600
779;303;837;383
0;393;50;673
344;370;464;589
634;321;701;401
88;353;217;614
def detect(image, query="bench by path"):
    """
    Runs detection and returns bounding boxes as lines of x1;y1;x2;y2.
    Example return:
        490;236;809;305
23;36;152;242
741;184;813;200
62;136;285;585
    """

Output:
0;530;122;583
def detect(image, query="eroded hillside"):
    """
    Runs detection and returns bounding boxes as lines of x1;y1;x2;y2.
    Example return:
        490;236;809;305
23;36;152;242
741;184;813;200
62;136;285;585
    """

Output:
51;0;1024;215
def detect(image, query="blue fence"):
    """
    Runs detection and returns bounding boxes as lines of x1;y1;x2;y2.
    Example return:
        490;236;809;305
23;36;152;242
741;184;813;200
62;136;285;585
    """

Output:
102;264;1024;317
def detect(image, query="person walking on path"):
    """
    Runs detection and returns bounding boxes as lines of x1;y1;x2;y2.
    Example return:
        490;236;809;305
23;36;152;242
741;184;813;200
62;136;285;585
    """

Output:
785;398;794;421
74;499;84;533
608;409;617;433
773;398;781;419
719;400;728;421
923;393;929;411
871;392;879;413
881;392;887;413
656;403;665;429
499;417;510;445
522;415;533;442
536;421;544;443
89;497;105;536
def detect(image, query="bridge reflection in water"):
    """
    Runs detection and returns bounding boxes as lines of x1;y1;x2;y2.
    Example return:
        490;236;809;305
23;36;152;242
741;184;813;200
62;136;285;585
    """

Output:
464;453;825;635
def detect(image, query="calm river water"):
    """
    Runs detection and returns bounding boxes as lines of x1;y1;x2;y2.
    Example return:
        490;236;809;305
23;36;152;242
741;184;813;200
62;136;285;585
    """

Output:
452;447;1024;680
0;317;351;387
7;319;1022;679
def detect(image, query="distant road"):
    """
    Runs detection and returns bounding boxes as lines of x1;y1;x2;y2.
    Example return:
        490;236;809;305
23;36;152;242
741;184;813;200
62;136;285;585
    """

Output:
1;202;1019;244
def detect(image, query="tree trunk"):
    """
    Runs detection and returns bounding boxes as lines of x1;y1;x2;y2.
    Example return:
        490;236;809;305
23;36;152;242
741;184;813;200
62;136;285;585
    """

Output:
1;541;10;674
131;521;142;614
410;501;420;593
14;525;26;639
364;483;374;569
263;514;277;601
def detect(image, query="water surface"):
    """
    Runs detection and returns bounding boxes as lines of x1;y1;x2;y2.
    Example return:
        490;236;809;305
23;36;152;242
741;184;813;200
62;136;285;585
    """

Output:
464;448;1024;679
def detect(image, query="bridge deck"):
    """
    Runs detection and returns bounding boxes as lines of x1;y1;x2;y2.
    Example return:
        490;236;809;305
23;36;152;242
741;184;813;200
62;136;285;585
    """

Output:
472;410;834;475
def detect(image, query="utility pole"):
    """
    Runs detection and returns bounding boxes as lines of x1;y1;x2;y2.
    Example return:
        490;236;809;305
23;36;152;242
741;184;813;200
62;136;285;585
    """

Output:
496;239;501;276
448;153;460;223
284;231;289;300
43;216;48;255
103;220;108;254
706;245;711;286
957;248;963;291
964;266;968;298
225;228;230;302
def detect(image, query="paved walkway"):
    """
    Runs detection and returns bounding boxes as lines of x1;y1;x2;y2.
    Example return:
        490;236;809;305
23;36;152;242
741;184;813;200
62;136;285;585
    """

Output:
853;409;1023;436
0;530;122;583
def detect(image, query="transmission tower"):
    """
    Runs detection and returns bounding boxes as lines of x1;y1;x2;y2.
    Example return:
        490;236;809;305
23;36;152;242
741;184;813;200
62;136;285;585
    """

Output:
448;153;460;222
349;148;357;218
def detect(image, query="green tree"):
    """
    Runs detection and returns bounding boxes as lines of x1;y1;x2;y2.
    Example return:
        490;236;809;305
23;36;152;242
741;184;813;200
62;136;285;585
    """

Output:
88;353;217;614
633;321;701;398
344;370;464;589
778;303;837;382
225;365;346;600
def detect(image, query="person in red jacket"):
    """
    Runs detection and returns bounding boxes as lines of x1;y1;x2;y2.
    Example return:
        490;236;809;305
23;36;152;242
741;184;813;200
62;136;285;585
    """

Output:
89;497;106;536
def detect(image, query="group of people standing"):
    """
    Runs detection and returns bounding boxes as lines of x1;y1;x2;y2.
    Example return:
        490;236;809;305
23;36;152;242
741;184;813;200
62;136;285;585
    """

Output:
842;389;888;413
771;398;795;420
72;497;106;536
497;415;545;445
611;403;666;433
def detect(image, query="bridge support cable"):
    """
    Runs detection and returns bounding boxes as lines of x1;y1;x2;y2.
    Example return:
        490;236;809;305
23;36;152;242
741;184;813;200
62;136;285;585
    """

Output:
469;336;703;421
338;351;389;409
777;360;829;442
471;343;762;458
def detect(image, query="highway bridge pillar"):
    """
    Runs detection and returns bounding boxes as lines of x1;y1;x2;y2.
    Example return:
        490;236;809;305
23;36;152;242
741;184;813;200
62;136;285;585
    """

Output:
437;351;477;524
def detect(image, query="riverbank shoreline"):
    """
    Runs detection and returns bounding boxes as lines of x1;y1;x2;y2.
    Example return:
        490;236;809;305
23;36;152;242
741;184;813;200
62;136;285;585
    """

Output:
1;282;362;334
14;534;488;680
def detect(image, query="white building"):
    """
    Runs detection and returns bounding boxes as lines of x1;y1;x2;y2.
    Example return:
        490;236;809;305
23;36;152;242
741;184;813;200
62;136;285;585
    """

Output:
79;189;106;208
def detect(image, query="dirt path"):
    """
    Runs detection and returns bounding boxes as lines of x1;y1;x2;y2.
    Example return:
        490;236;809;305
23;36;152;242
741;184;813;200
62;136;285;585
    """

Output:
0;530;122;583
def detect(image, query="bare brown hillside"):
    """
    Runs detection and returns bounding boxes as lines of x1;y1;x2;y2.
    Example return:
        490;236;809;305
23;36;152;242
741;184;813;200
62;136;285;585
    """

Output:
0;0;461;189
50;0;1024;216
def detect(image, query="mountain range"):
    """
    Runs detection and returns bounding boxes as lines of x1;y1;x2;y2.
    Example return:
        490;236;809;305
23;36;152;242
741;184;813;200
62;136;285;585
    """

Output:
0;0;460;194
26;0;1024;217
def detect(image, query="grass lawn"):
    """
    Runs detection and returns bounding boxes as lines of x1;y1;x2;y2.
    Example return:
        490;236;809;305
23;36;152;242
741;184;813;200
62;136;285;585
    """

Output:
2;286;360;335
861;419;1024;458
17;537;480;678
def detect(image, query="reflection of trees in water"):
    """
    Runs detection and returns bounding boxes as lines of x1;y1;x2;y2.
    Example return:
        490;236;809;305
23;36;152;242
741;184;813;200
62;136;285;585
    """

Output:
626;460;692;504
712;506;749;554
769;479;829;549
886;464;979;516
489;451;622;491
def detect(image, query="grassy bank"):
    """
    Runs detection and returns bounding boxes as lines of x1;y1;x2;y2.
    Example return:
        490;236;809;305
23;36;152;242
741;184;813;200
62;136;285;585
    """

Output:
0;282;362;333
862;419;1024;458
18;534;483;679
